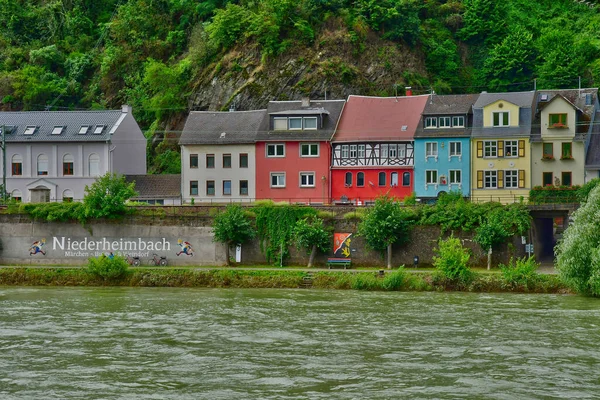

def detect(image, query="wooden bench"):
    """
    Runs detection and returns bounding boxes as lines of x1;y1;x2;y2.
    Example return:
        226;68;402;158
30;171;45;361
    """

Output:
327;258;352;269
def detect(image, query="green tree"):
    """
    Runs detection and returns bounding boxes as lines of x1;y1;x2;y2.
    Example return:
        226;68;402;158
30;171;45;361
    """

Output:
459;0;507;46
556;185;600;296
81;173;137;220
212;204;256;266
293;216;331;267
358;194;415;269
433;235;472;286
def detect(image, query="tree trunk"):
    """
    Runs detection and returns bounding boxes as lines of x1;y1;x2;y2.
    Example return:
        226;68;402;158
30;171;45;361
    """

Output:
308;244;317;268
487;247;492;270
225;243;231;266
387;243;392;269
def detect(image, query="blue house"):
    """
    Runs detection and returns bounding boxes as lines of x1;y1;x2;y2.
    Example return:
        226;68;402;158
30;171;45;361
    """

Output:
414;94;479;200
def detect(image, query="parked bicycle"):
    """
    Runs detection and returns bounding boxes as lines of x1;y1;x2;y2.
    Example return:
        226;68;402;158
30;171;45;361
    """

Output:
126;254;141;266
151;253;168;266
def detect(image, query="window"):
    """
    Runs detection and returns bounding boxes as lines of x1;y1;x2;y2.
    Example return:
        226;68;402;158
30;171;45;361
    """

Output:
63;154;74;176
492;111;509;127
274;118;287;130
357;172;364;187
300;144;319;157
190;181;199;196
239;153;248;168
223;180;231;195
561;143;572;159
267;144;285;157
350;145;357;158
391;172;398;187
449;142;462;157
439;117;451;128
52;126;64;135
484;170;497;188
345;172;352;186
449;170;461;185
505;170;518;188
93;125;105;134
88;153;100;176
426;170;438;185
62;189;74;202
389;144;397;158
549;113;568;128
425;117;437;128
543;143;554;159
484;141;497;158
11;189;21;202
223;154;231;168
78;126;89;135
300;172;315;187
452;116;465;127
240;180;249;195
398;145;406;158
206;181;215;195
380;144;388;159
378;172;386;186
543;172;553;186
402;172;410;186
11;154;22;176
37;154;48;176
190;154;198;168
206;154;215;168
289;117;302;130
504;140;518;158
303;117;317;130
426;142;438;158
271;173;285;187
24;126;36;135
562;172;572;186
358;145;366;158
341;145;349;158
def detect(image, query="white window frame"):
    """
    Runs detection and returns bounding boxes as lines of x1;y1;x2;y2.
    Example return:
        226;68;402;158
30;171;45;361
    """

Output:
505;170;518;188
492;111;510;127
398;145;406;158
89;153;100;176
484;141;497;158
426;170;438;185
93;125;105;134
390;172;399;187
270;172;286;188
350;145;357;158
452;116;465;127
52;126;64;135
78;126;89;135
380;144;388;159
484;170;497;189
439;117;451;128
358;144;366;158
300;143;319;157
37;154;49;176
273;117;287;131
449;170;462;186
449;141;462;159
299;172;315;188
341;145;349;158
288;117;303;130
389;144;397;158
425;142;438;160
425;117;437;129
303;117;317;130
24;126;36;135
266;143;285;157
504;140;518;158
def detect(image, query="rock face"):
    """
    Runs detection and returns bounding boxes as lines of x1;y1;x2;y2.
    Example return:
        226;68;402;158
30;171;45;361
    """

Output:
188;26;427;111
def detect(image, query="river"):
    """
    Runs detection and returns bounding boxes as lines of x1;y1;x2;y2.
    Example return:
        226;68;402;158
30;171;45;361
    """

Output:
0;287;599;399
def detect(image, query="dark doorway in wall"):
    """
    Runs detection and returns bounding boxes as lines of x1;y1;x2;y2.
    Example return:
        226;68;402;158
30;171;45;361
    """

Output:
533;218;555;262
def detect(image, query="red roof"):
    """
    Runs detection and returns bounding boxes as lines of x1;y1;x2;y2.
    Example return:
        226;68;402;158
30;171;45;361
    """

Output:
333;95;429;142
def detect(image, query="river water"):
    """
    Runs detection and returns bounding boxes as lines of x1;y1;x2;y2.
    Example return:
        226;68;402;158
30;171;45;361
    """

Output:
0;287;599;399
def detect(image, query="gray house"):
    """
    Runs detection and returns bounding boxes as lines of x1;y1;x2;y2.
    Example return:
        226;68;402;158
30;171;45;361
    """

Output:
0;105;146;202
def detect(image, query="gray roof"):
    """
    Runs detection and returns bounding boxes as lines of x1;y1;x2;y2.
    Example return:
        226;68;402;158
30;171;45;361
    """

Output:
0;110;125;142
586;110;600;167
126;174;181;199
422;93;480;115
474;91;536;109
179;110;266;145
256;99;345;141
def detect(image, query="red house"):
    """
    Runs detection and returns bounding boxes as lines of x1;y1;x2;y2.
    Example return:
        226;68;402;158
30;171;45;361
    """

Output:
331;95;429;204
255;98;345;203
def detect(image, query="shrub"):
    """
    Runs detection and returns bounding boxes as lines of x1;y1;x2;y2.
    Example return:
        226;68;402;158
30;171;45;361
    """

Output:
433;235;473;286
382;267;407;290
87;254;129;280
577;178;600;203
500;257;540;289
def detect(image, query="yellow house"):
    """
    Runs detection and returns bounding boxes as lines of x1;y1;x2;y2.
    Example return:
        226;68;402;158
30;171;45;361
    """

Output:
531;89;597;188
470;91;536;203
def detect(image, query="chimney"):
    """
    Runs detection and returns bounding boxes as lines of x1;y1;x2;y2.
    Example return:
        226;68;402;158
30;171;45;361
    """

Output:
301;97;310;107
121;104;131;113
405;87;412;96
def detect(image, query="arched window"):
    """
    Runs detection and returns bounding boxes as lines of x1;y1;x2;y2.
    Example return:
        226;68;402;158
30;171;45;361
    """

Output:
37;154;48;176
11;189;22;202
378;172;386;186
402;172;411;186
357;172;365;187
345;172;353;186
63;154;74;176
11;154;22;176
88;153;100;176
62;189;74;202
390;172;398;187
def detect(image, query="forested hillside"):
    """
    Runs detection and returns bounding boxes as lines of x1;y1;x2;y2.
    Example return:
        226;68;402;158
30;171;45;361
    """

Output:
1;0;599;173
